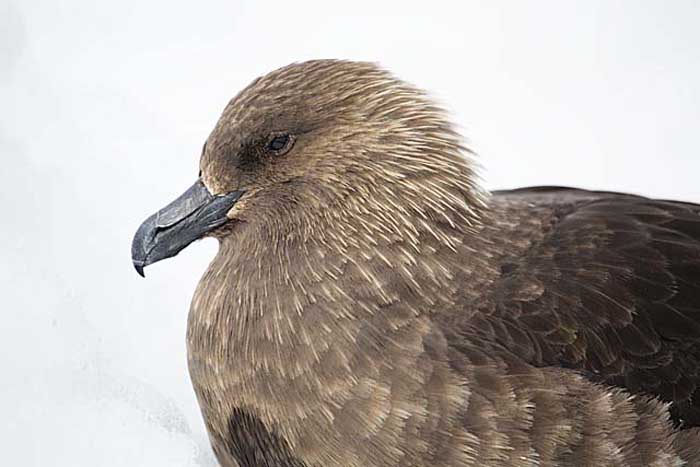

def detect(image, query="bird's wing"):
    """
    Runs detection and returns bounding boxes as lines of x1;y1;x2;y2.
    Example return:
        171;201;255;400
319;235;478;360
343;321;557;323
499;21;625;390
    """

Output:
458;187;700;427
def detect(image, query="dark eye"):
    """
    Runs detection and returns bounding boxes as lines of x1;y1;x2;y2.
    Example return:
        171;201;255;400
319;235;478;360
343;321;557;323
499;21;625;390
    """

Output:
266;133;294;155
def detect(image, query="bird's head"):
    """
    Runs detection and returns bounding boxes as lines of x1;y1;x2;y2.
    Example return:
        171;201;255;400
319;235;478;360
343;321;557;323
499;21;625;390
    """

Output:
132;60;484;276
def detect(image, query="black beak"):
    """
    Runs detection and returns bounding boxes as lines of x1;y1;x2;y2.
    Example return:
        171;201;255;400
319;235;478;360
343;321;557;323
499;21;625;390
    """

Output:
131;179;244;277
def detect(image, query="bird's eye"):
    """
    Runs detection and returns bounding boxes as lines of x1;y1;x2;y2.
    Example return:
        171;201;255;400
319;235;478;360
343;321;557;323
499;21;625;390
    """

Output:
266;133;294;155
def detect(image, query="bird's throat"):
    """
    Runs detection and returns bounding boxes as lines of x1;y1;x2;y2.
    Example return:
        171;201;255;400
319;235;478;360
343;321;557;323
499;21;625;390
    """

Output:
186;211;483;465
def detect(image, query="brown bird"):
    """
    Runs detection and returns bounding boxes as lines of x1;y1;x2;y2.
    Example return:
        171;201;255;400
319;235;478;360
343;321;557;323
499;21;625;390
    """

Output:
132;60;700;467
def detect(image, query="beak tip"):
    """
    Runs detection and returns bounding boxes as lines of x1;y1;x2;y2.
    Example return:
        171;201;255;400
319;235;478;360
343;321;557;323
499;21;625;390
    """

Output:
133;262;146;278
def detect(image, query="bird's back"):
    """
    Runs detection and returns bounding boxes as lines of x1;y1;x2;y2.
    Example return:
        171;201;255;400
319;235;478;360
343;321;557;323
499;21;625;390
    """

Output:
449;186;700;428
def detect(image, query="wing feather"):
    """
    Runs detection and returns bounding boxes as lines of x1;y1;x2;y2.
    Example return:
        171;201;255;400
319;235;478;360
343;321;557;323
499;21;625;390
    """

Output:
459;187;700;428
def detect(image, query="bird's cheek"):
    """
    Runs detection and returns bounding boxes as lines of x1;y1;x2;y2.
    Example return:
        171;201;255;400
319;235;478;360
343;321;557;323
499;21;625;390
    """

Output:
225;192;256;220
201;173;225;196
226;204;246;220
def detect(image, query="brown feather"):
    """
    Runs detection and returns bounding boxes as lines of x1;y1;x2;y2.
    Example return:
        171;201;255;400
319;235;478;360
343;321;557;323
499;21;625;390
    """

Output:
168;61;700;466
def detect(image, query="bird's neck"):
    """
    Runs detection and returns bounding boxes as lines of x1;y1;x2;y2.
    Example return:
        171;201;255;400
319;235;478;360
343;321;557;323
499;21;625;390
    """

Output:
192;188;491;354
187;186;495;465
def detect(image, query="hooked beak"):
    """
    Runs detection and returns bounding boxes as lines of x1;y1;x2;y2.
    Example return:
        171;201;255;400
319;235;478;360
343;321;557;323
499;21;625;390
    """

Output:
131;179;244;277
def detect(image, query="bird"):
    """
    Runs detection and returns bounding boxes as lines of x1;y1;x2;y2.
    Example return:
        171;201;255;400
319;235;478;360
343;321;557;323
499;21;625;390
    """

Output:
132;60;700;467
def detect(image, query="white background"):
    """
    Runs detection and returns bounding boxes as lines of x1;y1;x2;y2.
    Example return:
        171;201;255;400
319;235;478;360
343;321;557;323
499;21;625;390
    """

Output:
2;1;699;465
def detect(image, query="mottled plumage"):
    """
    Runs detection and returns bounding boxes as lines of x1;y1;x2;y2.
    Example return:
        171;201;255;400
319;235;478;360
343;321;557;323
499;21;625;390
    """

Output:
133;60;700;466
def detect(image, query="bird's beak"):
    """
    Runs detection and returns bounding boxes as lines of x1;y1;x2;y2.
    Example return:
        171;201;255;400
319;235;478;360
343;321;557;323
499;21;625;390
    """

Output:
131;179;244;277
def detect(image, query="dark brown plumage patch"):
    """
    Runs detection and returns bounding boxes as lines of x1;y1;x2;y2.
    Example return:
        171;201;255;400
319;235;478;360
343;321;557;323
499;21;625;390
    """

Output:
464;187;700;428
226;408;308;467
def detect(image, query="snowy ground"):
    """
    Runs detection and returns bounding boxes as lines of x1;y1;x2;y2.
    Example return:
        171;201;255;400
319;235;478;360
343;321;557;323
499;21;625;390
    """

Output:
2;1;699;465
